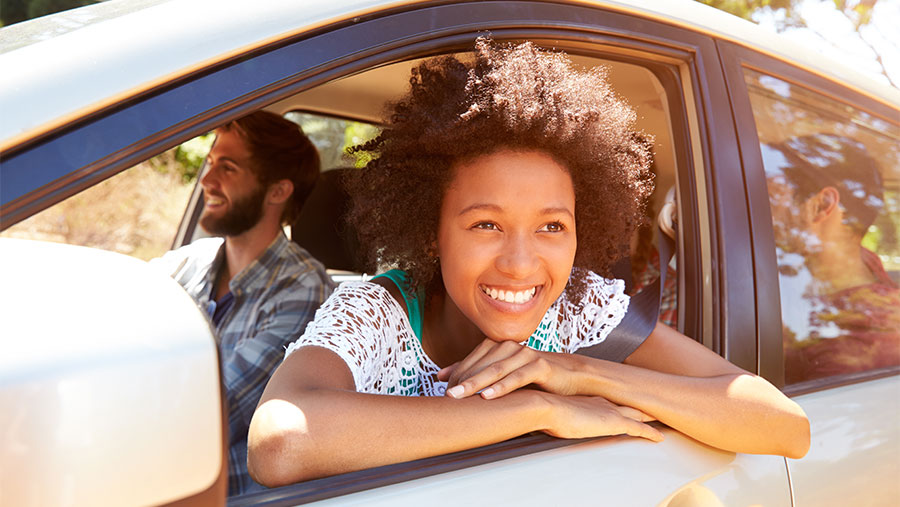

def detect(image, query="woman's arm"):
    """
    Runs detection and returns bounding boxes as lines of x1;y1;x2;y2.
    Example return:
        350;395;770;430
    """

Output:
441;323;810;459
247;345;662;487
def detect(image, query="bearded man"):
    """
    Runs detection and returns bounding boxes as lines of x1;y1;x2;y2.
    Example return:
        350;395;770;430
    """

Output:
152;111;334;495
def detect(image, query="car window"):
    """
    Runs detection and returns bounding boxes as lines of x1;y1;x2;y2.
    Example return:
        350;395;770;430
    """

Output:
743;69;900;386
282;71;682;305
285;112;379;171
176;111;381;284
0;135;209;260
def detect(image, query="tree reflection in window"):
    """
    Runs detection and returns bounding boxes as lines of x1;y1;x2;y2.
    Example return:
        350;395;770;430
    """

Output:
745;69;900;385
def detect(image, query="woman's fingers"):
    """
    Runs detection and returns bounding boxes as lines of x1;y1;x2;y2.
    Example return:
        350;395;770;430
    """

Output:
444;339;497;387
618;417;665;442
545;395;664;442
613;404;657;423
477;358;550;399
447;349;538;399
436;362;459;381
445;340;526;393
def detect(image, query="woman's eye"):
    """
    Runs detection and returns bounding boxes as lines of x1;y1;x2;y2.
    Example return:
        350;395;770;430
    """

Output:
541;221;566;233
473;221;499;231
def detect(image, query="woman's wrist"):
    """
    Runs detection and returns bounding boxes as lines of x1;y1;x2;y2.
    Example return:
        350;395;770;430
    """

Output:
514;389;559;433
564;353;613;396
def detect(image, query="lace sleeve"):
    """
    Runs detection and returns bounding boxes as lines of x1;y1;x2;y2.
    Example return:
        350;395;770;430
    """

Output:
559;271;630;353
284;282;409;392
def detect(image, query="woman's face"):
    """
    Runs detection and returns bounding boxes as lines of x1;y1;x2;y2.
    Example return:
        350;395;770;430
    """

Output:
437;149;577;342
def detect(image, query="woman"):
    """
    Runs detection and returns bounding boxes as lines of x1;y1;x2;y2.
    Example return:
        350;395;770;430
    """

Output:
248;38;809;487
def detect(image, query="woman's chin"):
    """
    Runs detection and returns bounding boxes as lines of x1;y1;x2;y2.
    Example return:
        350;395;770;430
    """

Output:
480;323;540;343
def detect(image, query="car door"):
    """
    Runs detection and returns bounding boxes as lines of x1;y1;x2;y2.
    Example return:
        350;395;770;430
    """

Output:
0;1;793;505
719;40;900;505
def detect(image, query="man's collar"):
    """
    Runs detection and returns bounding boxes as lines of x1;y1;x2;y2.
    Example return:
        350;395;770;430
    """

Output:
224;231;291;295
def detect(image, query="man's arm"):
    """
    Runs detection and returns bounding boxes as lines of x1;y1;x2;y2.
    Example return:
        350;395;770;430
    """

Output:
219;278;331;448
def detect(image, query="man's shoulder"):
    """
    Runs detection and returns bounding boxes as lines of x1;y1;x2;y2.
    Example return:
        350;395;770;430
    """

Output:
276;240;332;284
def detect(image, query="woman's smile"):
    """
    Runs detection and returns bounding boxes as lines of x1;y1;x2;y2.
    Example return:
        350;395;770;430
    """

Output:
479;284;539;305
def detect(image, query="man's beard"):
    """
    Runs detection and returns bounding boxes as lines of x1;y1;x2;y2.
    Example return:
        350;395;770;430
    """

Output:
199;184;267;237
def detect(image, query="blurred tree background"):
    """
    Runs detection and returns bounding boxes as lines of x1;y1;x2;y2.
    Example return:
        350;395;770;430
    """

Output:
697;0;897;87
0;0;102;26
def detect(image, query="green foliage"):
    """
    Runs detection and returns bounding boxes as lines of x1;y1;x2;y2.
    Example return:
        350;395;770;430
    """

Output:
696;0;800;27
1;0;102;26
696;0;878;29
343;121;379;168
832;0;877;29
285;112;379;170
862;190;900;270
698;0;891;85
173;133;215;183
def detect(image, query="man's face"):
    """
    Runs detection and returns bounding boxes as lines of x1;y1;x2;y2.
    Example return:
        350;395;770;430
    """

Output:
766;174;820;256
199;129;268;237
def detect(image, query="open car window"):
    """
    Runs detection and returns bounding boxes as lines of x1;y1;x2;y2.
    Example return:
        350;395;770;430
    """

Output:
0;136;208;260
224;47;696;504
255;53;684;321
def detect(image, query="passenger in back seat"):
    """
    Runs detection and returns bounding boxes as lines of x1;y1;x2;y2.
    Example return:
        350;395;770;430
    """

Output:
151;111;334;495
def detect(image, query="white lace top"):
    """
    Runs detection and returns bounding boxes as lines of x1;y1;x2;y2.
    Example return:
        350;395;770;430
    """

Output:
285;271;629;397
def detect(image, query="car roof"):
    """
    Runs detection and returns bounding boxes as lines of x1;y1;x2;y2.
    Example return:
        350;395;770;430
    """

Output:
1;0;897;152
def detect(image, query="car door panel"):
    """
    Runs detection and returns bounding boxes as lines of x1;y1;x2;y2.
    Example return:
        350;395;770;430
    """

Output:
789;376;900;505
718;39;900;506
233;430;790;506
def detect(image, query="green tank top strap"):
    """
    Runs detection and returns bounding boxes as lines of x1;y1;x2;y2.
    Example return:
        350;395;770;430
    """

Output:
371;269;425;342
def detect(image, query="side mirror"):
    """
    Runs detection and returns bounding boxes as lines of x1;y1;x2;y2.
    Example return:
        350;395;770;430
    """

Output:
0;239;227;506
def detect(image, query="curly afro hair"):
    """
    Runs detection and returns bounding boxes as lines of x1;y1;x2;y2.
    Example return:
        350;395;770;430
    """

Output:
346;37;654;300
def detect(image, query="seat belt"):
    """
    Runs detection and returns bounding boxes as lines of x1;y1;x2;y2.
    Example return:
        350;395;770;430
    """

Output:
577;228;675;362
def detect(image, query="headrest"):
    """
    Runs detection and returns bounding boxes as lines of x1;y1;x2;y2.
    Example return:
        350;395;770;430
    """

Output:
291;168;368;273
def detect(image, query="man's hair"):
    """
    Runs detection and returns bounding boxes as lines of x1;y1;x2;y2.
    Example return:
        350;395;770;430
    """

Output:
218;111;320;225
346;37;654;299
768;133;884;236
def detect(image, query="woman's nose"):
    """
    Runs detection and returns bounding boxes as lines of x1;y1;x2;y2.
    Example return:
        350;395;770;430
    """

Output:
495;233;539;278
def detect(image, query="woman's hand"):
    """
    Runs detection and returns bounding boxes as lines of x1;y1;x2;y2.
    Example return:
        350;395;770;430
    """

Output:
438;338;585;399
540;393;663;442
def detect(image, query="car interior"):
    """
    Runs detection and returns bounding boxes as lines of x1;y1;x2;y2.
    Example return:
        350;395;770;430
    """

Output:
183;50;683;315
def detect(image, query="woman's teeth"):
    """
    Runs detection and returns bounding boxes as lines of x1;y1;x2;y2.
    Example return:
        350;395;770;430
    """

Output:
481;286;537;304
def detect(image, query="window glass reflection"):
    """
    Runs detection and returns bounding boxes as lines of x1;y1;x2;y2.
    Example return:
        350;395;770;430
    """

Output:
745;69;900;385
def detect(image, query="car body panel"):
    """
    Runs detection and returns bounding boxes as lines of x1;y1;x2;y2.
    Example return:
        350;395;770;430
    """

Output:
270;430;790;506
788;377;900;505
0;238;225;506
2;0;897;155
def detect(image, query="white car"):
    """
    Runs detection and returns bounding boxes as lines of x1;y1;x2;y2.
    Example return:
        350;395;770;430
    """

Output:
1;1;897;505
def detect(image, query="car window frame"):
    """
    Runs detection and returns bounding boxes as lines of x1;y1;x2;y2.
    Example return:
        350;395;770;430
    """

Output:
717;39;900;392
1;1;756;503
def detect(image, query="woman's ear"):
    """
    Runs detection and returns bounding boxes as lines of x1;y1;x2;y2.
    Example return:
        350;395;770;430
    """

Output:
267;179;294;205
427;240;439;260
811;186;840;223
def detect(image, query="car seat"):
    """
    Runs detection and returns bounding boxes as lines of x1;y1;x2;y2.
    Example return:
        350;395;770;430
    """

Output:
291;167;369;273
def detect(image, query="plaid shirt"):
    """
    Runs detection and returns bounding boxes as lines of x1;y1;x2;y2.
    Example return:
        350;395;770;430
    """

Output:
152;232;334;495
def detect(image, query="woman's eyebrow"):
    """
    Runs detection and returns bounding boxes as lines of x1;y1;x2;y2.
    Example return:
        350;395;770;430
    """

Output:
457;203;502;216
541;207;575;219
457;203;574;219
